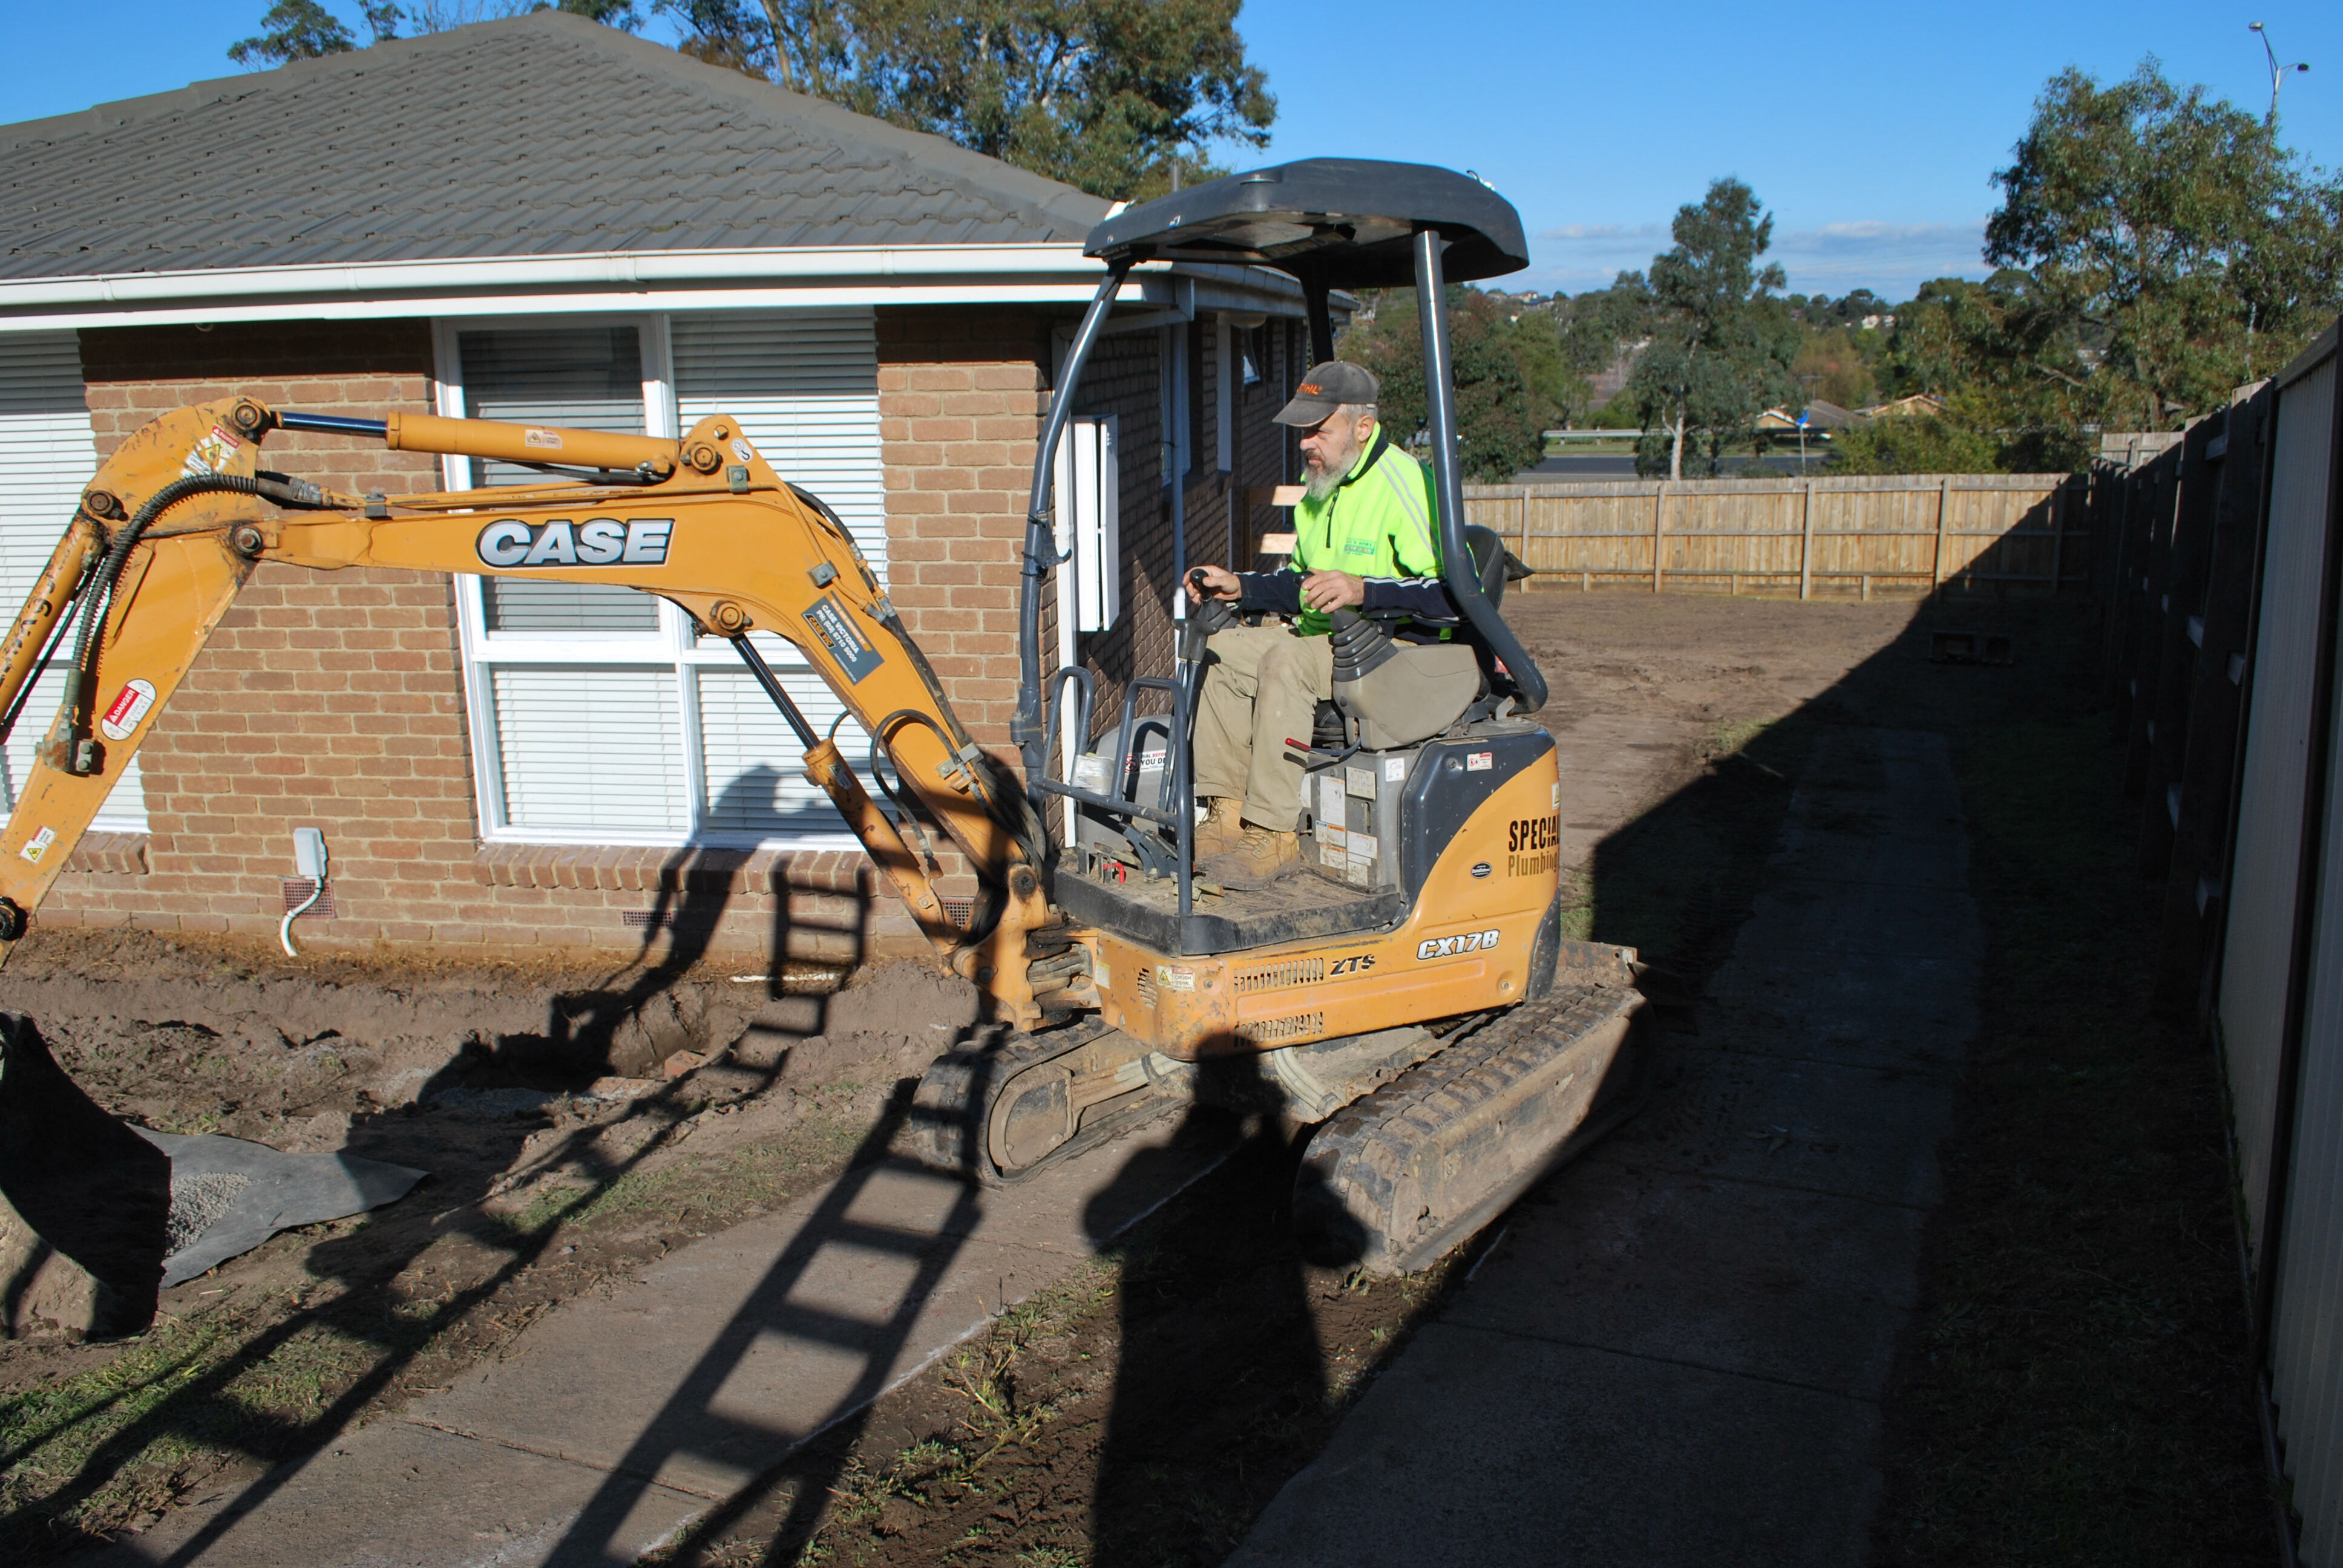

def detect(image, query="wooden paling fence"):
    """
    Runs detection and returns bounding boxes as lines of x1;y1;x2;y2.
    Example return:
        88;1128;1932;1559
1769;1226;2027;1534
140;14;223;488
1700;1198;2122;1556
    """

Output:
1461;474;2089;599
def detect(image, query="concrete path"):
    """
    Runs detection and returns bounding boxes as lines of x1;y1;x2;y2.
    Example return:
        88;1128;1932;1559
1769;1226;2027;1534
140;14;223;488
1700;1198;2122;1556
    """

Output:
1231;727;1981;1566
84;1114;1230;1568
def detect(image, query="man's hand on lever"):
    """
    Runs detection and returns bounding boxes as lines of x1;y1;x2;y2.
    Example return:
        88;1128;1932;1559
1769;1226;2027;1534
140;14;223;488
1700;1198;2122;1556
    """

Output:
1300;570;1365;613
1185;565;1240;604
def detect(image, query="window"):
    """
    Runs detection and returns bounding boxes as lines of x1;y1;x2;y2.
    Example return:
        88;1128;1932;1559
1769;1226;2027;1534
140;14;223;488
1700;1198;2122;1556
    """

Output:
0;332;147;832
439;310;887;848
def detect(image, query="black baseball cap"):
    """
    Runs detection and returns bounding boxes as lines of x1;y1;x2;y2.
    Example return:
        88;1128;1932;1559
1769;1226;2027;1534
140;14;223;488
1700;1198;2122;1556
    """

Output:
1273;361;1380;426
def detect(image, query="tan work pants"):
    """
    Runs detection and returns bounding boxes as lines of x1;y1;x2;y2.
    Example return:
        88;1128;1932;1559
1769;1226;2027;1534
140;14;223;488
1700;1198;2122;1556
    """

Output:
1191;623;1334;831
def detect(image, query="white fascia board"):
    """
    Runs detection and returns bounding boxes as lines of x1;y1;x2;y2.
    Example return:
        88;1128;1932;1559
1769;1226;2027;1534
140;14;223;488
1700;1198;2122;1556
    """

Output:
0;245;1311;332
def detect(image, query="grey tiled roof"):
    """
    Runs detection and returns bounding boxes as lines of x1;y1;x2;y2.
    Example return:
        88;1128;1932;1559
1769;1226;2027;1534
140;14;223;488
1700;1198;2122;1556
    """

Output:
0;11;1109;283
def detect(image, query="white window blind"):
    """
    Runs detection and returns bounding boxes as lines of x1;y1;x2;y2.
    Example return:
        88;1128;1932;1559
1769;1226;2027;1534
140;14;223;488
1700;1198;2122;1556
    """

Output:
449;311;885;849
673;309;884;839
672;310;888;583
489;666;687;835
0;332;147;832
1053;415;1119;634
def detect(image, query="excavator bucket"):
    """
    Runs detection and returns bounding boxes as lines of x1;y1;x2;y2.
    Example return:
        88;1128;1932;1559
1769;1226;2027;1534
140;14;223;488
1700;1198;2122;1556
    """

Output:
0;1014;170;1339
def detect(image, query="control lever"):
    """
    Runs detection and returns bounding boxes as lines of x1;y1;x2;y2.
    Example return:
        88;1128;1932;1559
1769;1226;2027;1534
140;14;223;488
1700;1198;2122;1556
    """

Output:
1179;568;1233;706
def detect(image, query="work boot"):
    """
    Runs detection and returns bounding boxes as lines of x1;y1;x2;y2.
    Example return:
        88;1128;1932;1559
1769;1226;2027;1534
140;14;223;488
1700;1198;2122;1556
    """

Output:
1203;825;1301;890
1192;797;1245;861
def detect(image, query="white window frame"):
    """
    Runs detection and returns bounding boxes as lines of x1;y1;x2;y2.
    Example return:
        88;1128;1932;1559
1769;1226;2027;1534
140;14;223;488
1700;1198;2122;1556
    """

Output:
432;312;859;851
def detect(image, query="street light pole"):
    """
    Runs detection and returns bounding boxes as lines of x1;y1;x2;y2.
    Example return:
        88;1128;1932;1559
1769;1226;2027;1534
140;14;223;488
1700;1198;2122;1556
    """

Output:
2250;22;2312;127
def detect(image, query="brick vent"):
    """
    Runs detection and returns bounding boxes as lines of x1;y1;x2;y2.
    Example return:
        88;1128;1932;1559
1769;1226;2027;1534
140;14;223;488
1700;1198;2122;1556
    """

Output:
61;832;150;877
280;879;336;920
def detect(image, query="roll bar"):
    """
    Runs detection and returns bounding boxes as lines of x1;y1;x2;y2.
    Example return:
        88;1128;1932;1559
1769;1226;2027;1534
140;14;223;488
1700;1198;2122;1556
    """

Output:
1018;163;1550;923
1412;227;1547;714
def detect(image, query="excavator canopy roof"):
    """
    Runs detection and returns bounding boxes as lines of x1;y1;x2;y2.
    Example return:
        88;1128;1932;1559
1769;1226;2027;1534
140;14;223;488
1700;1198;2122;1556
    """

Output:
1082;158;1529;290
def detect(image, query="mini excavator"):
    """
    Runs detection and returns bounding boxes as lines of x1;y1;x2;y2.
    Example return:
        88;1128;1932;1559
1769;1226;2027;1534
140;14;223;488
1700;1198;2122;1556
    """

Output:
0;161;1650;1280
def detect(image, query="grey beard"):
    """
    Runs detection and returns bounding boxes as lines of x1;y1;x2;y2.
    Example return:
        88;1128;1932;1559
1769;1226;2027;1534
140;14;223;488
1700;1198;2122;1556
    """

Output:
1303;465;1343;501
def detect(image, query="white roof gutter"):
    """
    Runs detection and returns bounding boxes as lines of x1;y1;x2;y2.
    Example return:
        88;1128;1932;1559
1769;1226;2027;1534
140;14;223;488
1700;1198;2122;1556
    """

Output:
0;243;1311;332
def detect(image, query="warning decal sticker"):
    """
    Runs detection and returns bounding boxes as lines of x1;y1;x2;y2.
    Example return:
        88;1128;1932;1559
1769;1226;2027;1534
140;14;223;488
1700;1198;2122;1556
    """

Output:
99;678;156;742
19;826;54;865
179;425;243;478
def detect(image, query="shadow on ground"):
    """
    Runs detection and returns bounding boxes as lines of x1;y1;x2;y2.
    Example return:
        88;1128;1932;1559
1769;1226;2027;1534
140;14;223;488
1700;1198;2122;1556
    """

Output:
0;768;881;1564
8;589;2277;1568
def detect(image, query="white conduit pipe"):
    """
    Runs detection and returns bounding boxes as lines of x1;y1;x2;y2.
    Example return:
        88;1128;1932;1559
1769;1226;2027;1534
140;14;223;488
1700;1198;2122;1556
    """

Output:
280;881;323;958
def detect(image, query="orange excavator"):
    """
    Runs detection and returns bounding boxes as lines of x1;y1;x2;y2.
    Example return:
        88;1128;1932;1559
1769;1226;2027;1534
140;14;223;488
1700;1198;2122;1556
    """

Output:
0;162;1649;1310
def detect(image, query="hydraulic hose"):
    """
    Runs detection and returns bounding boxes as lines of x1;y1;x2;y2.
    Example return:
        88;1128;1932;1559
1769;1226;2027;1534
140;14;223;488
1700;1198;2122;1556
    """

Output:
57;471;323;766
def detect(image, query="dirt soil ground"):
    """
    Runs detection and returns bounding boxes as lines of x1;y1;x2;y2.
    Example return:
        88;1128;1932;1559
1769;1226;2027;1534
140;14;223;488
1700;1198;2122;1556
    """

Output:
0;587;2266;1567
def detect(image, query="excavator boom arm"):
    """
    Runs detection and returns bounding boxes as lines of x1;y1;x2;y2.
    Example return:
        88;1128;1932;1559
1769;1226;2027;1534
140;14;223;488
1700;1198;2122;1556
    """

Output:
0;398;1052;1013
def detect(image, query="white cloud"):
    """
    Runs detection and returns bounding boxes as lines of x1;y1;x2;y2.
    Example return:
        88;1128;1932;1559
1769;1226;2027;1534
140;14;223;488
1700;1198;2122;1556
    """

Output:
1768;220;1989;293
1539;222;1665;243
1517;215;1991;300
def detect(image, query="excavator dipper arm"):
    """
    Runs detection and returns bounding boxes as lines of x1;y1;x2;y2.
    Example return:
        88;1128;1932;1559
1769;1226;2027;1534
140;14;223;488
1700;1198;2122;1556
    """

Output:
0;397;1055;1021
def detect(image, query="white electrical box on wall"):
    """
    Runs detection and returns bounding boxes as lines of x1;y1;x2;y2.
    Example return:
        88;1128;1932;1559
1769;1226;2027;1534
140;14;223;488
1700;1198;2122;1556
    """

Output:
1052;414;1120;634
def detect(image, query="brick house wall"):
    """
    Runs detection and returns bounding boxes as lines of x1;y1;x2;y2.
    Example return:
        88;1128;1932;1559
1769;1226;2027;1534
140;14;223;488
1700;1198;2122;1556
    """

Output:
39;321;943;965
30;300;1303;969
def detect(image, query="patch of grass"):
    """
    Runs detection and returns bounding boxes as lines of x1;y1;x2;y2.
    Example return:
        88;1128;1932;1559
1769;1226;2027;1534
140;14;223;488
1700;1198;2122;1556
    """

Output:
1873;706;2270;1565
0;1279;392;1558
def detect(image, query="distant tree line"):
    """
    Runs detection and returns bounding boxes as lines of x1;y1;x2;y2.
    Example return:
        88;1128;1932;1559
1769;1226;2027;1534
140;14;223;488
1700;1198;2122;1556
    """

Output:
226;11;2342;481
1345;56;2343;481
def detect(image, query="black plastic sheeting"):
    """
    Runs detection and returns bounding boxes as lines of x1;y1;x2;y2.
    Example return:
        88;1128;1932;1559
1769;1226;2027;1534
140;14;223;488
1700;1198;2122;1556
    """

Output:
133;1128;426;1288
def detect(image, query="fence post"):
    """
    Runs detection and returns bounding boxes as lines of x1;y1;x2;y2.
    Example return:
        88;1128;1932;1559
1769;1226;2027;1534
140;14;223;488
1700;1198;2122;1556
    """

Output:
1799;479;1815;600
1930;476;1951;591
1519;491;1531;578
1653;483;1666;594
2048;480;2066;596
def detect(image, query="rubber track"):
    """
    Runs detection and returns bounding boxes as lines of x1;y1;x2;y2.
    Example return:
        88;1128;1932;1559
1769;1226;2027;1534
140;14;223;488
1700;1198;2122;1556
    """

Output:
1296;983;1642;1272
903;1023;1173;1188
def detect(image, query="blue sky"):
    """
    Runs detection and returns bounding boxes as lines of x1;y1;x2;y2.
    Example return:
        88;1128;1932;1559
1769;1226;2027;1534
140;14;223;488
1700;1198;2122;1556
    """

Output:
6;0;2338;302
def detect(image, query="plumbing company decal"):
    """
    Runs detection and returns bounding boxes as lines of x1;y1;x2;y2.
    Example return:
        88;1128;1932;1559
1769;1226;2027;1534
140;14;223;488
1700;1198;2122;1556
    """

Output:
98;679;157;742
475;519;672;568
804;594;883;684
1417;929;1500;961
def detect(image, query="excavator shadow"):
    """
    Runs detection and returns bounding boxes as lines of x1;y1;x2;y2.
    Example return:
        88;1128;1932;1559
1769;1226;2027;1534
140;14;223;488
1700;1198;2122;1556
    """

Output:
0;795;890;1563
539;1068;1004;1564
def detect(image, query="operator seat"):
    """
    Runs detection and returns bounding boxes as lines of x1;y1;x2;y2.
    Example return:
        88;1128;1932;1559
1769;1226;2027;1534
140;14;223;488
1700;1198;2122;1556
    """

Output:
1323;524;1533;750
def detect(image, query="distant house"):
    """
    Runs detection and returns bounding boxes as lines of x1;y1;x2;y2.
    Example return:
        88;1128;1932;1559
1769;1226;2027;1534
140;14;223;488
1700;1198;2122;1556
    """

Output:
1859;394;1947;420
0;12;1316;964
1757;400;1856;432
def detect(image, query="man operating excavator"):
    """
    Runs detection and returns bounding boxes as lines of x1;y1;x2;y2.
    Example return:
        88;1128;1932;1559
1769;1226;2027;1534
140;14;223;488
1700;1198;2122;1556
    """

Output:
1184;361;1466;889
